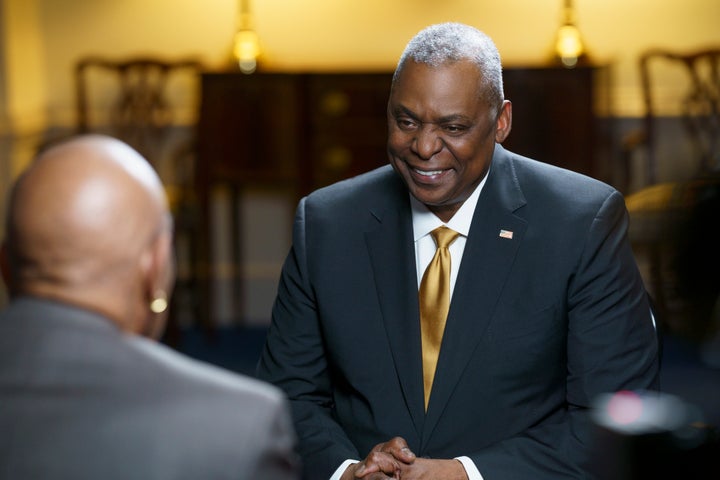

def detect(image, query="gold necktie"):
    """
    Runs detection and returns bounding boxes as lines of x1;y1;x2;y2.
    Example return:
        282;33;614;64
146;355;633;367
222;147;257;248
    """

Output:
419;226;459;410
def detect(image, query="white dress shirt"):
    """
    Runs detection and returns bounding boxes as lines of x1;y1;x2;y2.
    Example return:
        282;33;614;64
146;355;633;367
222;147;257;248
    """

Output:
409;176;486;480
330;175;489;480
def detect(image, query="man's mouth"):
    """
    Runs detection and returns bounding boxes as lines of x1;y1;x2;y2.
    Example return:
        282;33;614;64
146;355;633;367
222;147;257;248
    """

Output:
414;168;446;177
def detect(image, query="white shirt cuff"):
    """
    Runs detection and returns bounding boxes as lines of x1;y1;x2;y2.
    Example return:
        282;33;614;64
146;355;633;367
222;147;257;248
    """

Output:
456;456;484;480
329;459;358;480
331;456;482;480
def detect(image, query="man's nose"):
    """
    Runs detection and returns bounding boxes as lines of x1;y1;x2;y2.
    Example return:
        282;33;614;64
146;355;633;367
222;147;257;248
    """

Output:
411;125;443;160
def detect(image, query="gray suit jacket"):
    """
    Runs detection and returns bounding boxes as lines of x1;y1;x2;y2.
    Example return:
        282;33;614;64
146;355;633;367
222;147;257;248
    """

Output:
0;297;299;480
257;145;660;479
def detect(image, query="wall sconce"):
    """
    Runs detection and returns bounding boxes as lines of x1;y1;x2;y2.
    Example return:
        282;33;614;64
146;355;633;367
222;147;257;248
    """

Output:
554;0;586;68
233;0;261;74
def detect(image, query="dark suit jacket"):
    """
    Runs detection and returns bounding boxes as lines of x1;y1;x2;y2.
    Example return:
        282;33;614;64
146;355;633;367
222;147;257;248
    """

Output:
258;145;660;479
0;297;299;480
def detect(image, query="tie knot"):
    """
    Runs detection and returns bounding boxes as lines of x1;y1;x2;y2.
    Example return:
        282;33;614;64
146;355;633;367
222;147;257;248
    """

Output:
431;226;459;249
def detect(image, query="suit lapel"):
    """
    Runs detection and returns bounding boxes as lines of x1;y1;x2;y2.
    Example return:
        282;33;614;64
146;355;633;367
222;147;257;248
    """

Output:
365;185;427;436
422;146;528;441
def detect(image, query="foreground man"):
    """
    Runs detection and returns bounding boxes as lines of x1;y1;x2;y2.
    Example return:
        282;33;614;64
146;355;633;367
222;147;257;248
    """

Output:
0;135;299;479
258;23;659;479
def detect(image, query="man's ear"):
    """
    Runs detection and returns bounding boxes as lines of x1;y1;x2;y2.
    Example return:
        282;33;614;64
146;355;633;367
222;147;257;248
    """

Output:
0;241;15;297
494;100;512;144
139;230;175;339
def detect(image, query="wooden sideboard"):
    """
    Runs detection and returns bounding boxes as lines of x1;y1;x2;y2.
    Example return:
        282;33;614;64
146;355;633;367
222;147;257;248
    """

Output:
195;72;392;324
194;66;610;325
196;65;610;198
196;72;392;200
502;65;611;182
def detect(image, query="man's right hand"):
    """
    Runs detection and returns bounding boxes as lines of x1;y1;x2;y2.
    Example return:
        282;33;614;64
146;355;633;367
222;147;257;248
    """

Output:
340;437;417;479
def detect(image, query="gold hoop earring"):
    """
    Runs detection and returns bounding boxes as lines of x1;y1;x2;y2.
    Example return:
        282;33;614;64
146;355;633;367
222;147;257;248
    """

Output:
150;291;168;314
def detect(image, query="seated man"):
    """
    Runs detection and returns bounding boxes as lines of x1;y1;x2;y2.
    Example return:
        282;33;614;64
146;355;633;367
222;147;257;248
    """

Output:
257;23;659;479
0;135;299;480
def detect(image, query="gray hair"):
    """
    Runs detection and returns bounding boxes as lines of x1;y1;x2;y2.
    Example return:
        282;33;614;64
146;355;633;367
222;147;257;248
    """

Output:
393;23;504;109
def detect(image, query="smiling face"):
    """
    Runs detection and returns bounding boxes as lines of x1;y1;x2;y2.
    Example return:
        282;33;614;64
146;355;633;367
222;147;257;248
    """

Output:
387;59;511;222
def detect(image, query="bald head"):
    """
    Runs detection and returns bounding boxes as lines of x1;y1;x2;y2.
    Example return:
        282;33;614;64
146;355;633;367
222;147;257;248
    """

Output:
1;135;174;336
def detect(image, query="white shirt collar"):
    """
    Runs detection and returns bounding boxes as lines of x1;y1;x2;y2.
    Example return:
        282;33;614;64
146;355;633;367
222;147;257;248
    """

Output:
411;171;488;241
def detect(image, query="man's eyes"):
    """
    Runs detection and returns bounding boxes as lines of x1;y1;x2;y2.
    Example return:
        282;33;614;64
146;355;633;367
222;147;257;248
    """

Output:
396;118;468;134
443;125;467;134
396;118;418;129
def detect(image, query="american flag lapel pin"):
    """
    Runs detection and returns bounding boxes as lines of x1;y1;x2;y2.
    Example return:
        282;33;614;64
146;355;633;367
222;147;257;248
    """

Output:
499;229;514;240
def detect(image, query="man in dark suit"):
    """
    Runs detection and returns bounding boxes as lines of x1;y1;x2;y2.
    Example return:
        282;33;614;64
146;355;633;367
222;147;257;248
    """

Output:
257;23;659;479
0;135;299;479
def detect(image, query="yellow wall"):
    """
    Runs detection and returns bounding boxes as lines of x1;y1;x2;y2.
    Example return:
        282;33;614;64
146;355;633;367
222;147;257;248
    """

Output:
3;0;720;131
1;0;46;134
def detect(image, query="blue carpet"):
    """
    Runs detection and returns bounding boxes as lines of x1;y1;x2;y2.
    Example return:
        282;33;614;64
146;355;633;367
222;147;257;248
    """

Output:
659;334;720;427
171;325;269;377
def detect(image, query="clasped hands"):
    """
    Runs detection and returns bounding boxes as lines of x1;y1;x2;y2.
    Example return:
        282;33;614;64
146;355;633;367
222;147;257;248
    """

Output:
341;437;467;480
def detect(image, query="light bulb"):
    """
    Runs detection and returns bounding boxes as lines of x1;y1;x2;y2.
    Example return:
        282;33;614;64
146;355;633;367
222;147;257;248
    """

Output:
555;24;584;67
234;29;260;74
